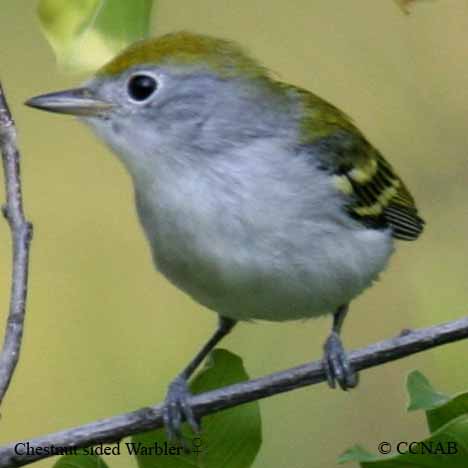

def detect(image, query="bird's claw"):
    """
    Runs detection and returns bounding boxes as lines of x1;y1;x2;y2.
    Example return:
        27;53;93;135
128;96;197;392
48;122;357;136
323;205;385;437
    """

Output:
323;331;358;390
163;376;200;444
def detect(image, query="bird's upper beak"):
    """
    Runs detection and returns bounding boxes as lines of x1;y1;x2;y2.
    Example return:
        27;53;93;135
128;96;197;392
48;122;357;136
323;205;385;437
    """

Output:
25;87;113;117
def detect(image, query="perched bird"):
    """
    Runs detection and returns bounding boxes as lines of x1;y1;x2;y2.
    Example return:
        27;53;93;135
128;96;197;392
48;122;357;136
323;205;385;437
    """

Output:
27;31;424;440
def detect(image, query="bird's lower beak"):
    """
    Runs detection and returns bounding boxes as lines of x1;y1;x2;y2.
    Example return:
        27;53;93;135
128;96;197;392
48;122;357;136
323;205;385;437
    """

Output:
25;88;113;117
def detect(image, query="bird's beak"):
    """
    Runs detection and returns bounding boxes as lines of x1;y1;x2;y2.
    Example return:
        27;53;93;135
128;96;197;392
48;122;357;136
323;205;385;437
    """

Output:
25;87;113;117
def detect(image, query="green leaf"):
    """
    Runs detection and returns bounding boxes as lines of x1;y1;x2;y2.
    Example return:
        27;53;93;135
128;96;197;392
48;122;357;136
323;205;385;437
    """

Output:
131;349;262;468
340;415;468;467
53;453;109;468
406;370;449;412
405;371;468;434
37;0;155;71
427;392;468;433
342;372;468;467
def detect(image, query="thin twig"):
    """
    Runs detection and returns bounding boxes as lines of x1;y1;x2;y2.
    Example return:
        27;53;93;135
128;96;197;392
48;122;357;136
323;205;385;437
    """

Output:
0;316;466;468
0;81;33;405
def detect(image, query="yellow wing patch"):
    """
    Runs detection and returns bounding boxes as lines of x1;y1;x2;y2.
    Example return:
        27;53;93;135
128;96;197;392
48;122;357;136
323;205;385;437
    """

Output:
334;151;424;240
348;158;378;184
287;83;424;240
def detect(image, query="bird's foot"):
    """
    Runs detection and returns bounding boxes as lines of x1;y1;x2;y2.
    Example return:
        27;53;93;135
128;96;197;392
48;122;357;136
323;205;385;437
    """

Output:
163;375;200;444
323;331;358;390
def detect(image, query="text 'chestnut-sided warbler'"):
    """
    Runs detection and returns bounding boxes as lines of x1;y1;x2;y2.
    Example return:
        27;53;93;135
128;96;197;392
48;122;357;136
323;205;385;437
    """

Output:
27;31;424;440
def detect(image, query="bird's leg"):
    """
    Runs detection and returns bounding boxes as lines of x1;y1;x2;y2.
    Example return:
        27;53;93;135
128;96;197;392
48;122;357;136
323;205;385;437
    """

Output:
163;316;236;442
323;304;358;390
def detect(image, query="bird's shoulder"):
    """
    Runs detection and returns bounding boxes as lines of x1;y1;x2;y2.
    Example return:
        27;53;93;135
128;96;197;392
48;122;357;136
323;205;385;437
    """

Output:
279;83;425;240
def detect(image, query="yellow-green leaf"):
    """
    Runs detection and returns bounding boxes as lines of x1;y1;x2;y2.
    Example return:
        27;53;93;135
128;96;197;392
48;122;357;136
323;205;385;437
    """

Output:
38;0;155;71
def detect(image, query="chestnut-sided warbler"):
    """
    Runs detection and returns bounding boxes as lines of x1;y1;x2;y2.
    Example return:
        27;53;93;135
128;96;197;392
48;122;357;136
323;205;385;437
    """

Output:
27;31;424;440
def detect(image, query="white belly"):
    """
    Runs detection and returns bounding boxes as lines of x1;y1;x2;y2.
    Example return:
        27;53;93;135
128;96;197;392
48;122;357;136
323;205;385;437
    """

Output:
148;222;392;321
133;142;394;322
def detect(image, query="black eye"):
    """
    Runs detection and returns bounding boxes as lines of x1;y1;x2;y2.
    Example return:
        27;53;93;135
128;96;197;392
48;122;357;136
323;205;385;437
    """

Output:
127;74;158;101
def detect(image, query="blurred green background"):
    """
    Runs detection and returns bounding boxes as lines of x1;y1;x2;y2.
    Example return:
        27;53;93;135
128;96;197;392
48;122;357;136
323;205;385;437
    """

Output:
1;1;467;467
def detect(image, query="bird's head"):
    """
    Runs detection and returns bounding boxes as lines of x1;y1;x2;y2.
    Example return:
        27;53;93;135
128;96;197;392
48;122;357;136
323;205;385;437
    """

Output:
27;32;288;176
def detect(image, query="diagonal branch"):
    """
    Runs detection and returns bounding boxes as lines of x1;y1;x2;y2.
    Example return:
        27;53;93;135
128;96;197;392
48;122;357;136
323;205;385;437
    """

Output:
0;81;33;406
0;316;467;468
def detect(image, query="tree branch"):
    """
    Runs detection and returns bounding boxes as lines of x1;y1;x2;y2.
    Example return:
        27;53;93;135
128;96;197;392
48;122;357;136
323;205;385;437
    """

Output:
0;316;467;468
0;81;33;406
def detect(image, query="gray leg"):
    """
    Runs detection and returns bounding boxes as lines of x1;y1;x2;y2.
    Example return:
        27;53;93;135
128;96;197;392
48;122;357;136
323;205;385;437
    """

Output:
163;316;236;441
323;304;358;390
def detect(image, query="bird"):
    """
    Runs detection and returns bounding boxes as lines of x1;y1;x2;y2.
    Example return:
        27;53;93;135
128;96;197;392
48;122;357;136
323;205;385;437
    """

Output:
26;31;424;441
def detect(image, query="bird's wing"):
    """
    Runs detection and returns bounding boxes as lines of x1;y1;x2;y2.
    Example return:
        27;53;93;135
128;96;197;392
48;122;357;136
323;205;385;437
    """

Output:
288;85;425;240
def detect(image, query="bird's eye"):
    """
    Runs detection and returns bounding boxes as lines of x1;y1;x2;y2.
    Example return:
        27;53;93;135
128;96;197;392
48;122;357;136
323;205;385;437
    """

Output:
127;74;158;102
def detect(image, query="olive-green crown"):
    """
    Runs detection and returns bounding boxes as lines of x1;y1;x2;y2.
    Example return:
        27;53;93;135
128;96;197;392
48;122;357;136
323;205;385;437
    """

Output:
98;31;267;78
